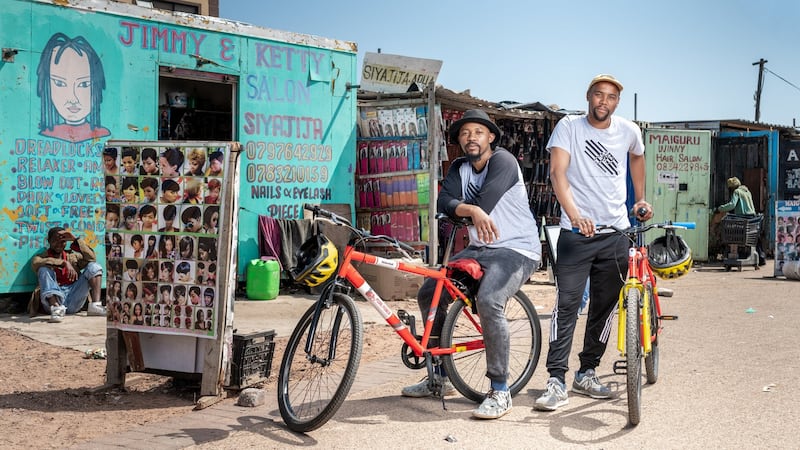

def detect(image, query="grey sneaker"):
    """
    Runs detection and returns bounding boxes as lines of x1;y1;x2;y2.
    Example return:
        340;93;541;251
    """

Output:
534;377;569;411
472;388;512;419
572;369;612;399
401;374;456;398
49;305;67;323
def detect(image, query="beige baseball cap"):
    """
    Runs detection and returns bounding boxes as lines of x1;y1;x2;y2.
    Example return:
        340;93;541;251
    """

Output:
588;74;624;93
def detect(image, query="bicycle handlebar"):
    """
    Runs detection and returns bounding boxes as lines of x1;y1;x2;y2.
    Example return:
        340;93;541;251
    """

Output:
303;203;417;254
569;206;696;235
303;203;349;224
576;221;696;235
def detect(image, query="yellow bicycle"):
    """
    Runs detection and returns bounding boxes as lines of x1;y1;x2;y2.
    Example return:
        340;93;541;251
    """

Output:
599;217;694;425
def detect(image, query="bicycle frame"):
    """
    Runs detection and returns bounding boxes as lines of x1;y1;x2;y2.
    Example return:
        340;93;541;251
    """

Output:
279;204;542;431
333;245;482;358
617;242;659;356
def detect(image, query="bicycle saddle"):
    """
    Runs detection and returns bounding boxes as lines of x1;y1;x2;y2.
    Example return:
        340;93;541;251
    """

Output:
447;258;483;280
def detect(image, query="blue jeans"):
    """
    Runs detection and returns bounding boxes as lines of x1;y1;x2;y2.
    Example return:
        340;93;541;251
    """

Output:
38;262;103;314
417;246;538;384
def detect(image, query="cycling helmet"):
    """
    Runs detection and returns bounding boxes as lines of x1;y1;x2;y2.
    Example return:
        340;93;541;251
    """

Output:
648;232;692;280
291;234;338;287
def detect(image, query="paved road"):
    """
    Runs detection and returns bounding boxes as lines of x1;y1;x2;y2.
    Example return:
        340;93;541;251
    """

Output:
186;262;799;449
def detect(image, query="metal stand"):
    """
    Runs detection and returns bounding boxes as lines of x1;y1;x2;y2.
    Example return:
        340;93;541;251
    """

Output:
723;244;759;271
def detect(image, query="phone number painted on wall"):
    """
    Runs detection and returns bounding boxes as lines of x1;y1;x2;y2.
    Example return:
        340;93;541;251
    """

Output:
245;163;329;183
245;141;332;162
655;161;710;172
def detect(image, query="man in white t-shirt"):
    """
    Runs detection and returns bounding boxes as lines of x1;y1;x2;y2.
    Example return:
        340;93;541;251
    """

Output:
535;74;653;412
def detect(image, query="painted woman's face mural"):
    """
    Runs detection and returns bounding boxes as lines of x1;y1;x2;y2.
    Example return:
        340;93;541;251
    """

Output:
49;46;92;125
36;32;110;143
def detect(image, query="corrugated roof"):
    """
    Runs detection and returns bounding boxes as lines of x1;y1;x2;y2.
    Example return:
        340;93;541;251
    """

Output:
649;119;798;134
358;86;565;121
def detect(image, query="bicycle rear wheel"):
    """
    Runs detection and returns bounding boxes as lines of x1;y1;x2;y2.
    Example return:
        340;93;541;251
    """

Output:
644;286;660;385
277;293;363;433
626;288;642;426
441;290;541;403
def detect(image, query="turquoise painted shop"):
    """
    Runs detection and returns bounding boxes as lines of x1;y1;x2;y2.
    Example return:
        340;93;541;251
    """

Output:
0;0;357;293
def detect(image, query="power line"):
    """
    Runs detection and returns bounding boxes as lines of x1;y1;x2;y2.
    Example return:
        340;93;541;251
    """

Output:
764;67;800;93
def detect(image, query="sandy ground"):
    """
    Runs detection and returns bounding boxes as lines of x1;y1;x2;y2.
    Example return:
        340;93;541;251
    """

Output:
0;270;557;450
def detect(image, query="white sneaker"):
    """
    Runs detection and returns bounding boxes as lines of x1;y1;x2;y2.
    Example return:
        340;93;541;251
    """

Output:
49;305;67;323
472;388;512;419
572;369;612;399
401;374;457;398
534;377;569;411
87;302;107;316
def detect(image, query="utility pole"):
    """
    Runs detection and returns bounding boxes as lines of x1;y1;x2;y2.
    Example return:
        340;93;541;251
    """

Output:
753;58;768;122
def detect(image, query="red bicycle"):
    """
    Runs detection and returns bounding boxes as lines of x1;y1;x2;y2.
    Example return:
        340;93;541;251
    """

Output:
277;204;542;432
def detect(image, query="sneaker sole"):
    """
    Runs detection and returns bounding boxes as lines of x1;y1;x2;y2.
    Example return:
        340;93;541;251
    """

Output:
571;386;612;399
401;391;431;398
533;398;569;411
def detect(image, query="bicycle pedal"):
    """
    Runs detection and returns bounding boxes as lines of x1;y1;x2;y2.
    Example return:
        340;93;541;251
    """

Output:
657;287;673;297
613;359;627;374
398;309;410;323
659;315;678;321
397;309;418;335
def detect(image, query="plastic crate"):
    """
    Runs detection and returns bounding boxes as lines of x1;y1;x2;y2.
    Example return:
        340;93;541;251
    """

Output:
720;214;762;246
228;330;276;389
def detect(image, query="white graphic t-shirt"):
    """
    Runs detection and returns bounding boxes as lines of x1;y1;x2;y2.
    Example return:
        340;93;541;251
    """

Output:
546;115;644;230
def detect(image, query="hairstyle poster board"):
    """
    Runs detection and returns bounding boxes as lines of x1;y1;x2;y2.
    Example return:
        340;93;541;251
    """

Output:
104;142;228;338
775;200;800;277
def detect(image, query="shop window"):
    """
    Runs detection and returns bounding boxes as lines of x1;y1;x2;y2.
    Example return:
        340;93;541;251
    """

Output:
158;67;236;141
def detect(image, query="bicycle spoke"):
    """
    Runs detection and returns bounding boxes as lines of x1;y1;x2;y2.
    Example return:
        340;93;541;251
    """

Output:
278;294;363;433
286;326;353;419
442;291;541;403
625;289;642;426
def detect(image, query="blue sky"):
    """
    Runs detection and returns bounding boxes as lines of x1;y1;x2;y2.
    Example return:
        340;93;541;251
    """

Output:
221;0;800;126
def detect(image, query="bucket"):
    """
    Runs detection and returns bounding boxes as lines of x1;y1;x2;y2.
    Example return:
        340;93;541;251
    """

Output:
783;260;800;280
246;258;281;300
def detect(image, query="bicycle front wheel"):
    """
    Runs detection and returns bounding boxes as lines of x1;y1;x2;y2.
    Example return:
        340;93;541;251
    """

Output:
441;290;541;403
277;293;363;433
644;286;660;385
626;288;643;426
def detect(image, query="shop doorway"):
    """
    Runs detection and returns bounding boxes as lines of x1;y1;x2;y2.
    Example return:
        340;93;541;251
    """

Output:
158;67;237;141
